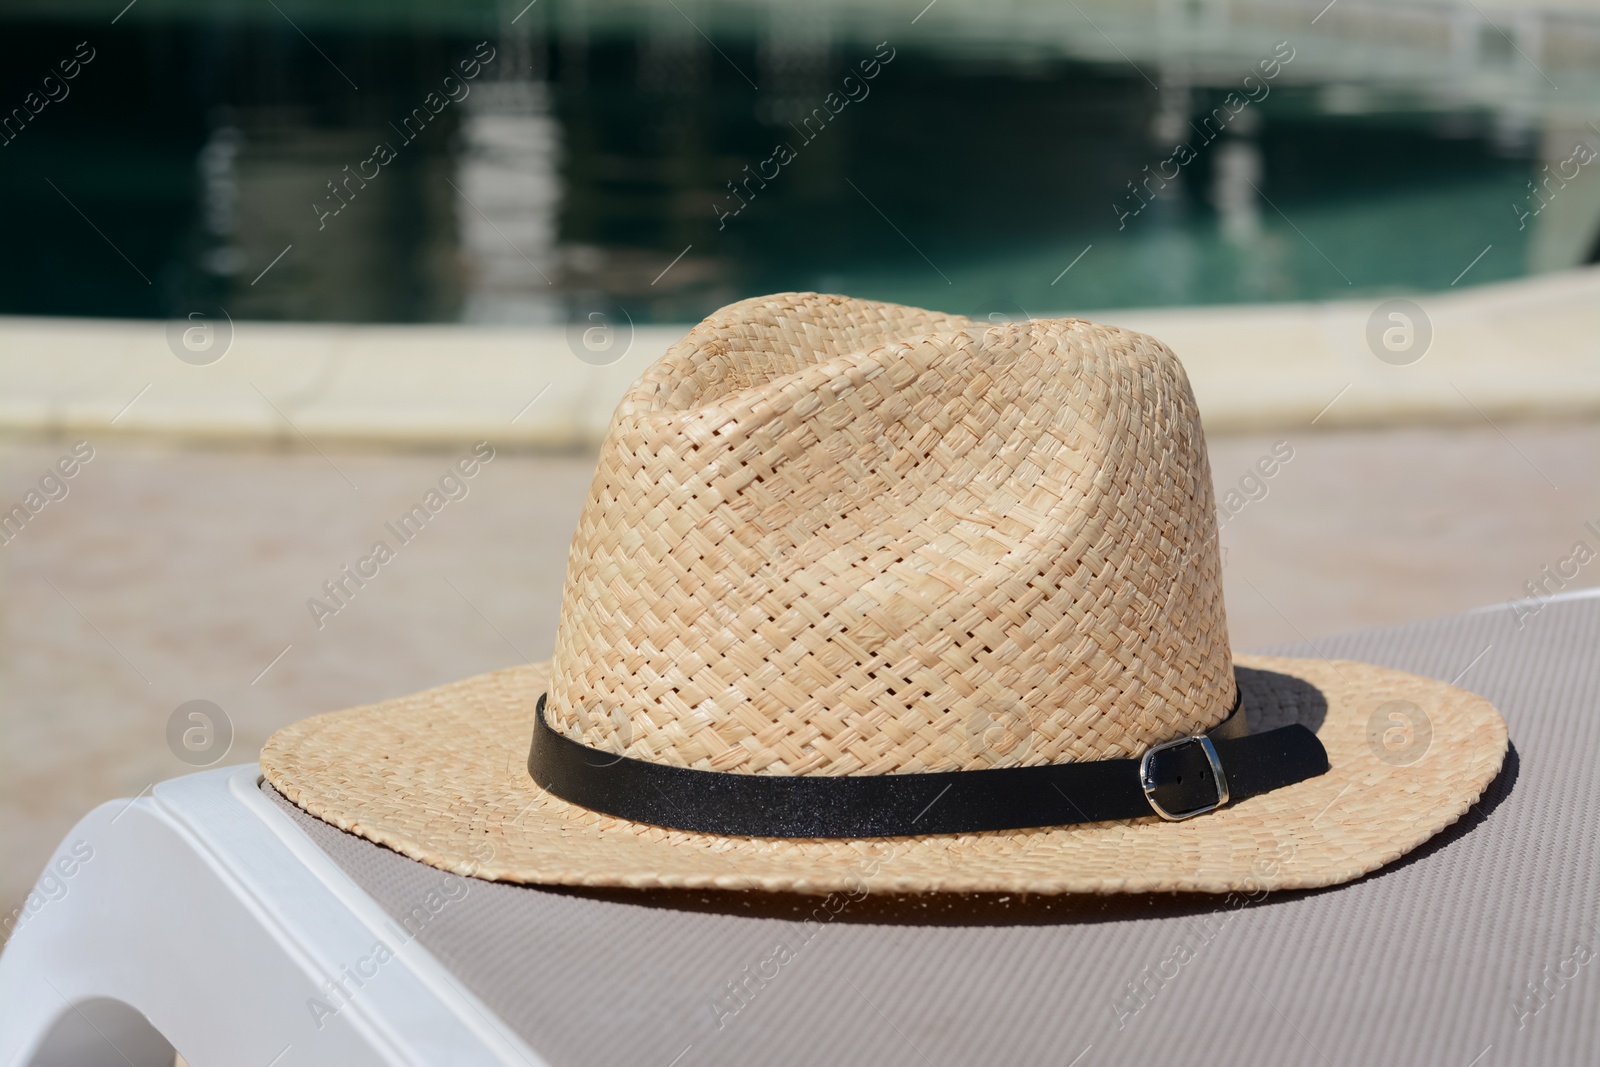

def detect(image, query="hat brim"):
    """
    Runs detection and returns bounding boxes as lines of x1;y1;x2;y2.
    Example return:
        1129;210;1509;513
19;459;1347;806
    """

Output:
261;654;1506;895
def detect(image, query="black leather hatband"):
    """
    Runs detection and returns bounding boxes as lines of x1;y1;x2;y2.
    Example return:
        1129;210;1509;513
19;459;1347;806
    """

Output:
527;692;1328;838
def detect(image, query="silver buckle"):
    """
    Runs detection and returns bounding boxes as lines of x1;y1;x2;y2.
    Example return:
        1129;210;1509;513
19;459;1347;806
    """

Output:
1139;735;1230;821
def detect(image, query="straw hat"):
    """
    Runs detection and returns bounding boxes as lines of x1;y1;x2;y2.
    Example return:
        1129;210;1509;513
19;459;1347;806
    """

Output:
263;293;1507;895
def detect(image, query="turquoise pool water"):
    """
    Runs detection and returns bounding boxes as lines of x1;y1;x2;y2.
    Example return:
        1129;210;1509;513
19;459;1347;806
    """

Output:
0;0;1591;324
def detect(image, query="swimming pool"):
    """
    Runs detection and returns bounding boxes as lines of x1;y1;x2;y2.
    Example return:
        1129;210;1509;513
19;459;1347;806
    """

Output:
1;0;1596;325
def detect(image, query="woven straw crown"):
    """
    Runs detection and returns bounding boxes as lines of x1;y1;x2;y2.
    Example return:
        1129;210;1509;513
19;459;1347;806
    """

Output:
544;293;1233;777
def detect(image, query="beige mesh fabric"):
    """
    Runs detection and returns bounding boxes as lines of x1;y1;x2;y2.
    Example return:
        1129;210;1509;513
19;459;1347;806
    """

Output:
544;293;1234;775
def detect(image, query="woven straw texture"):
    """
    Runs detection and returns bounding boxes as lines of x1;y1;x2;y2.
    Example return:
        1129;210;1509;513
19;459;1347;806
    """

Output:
544;293;1233;774
261;654;1505;894
261;291;1506;894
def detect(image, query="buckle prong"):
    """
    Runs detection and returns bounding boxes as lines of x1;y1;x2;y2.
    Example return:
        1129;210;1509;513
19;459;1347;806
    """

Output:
1139;735;1230;821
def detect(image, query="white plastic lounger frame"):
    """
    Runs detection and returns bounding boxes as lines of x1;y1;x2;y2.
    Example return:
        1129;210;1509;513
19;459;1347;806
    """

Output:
0;765;544;1067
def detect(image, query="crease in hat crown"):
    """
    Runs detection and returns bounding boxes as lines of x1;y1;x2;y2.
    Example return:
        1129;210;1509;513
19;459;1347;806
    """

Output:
542;292;1233;778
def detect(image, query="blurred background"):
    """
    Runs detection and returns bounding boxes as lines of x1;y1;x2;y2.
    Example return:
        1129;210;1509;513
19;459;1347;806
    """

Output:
3;0;1599;321
2;0;1598;933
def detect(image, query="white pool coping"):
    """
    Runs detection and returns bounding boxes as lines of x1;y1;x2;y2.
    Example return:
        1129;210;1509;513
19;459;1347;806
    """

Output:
3;266;1596;448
